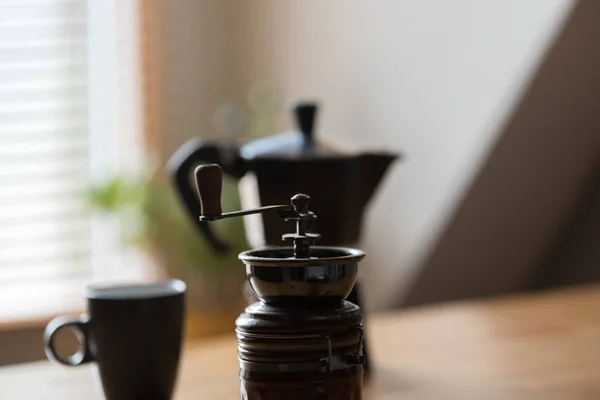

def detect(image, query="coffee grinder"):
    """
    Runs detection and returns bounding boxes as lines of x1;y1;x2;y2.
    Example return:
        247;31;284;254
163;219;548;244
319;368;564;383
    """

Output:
195;164;366;399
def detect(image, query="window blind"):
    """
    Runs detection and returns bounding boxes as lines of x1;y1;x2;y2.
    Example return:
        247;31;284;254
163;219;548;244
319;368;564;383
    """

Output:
0;0;93;284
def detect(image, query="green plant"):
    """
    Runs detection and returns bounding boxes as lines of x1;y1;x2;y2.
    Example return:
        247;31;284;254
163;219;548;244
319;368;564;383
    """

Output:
88;170;248;279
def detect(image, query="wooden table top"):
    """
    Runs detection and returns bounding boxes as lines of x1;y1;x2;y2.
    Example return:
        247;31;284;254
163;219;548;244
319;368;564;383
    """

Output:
2;285;600;399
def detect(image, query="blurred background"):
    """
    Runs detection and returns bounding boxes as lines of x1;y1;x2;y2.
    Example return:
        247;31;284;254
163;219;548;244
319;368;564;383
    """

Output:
0;0;598;365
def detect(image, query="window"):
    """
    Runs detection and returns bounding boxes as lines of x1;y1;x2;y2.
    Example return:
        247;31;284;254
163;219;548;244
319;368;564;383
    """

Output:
0;0;144;311
0;0;92;286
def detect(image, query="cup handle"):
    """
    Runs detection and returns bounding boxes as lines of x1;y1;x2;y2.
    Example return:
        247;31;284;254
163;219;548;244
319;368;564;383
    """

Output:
44;315;94;366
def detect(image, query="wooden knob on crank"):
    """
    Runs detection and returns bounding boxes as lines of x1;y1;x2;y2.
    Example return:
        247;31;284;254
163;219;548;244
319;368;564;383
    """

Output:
194;164;223;219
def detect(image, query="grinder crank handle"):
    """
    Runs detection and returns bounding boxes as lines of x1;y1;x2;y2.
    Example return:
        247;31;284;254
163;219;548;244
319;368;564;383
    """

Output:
194;164;224;219
194;164;296;222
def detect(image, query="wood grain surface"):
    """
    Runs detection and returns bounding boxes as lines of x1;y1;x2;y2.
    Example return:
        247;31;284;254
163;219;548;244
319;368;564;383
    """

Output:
2;285;600;399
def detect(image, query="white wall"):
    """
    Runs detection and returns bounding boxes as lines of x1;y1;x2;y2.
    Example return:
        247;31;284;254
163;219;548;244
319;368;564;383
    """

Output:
229;0;574;309
154;0;235;157
158;0;575;309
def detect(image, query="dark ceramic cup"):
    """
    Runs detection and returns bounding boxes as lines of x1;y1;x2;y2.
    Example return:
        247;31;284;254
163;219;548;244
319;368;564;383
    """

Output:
44;280;186;400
